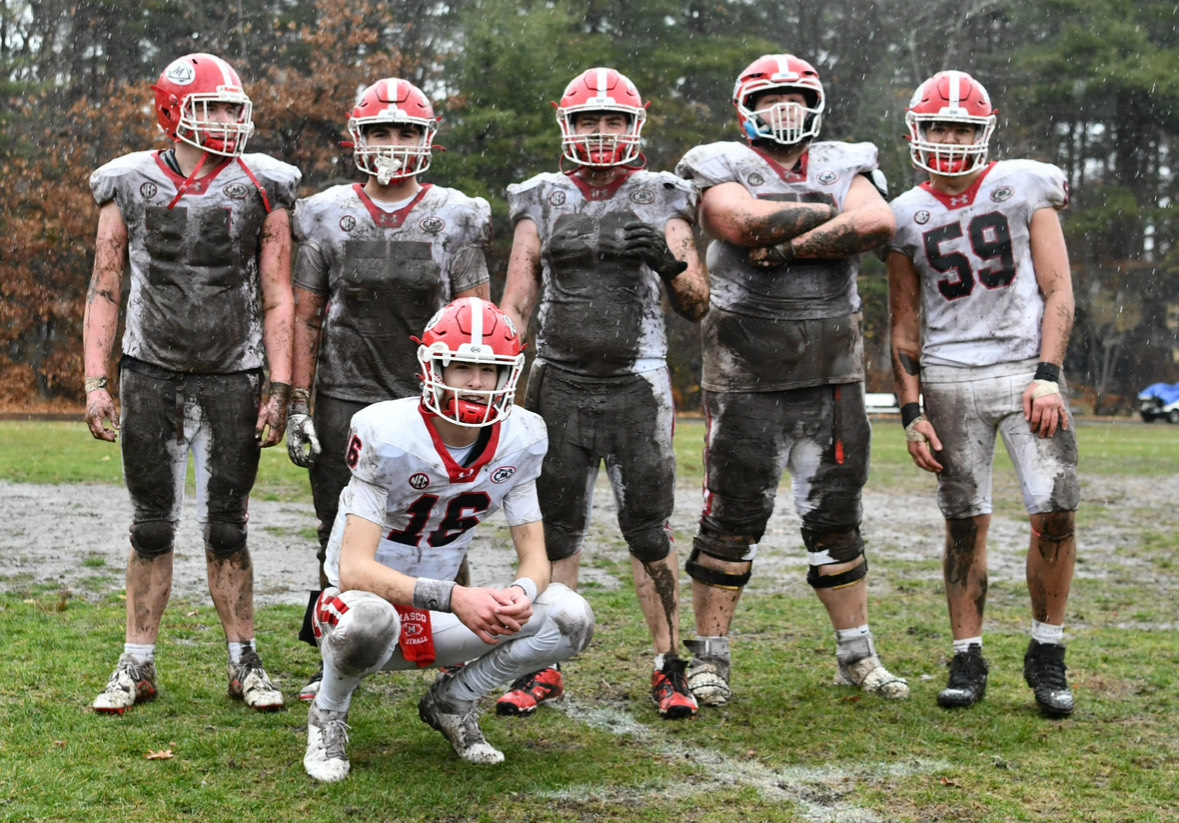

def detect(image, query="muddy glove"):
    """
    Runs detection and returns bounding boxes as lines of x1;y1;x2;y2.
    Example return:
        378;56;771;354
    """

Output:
623;221;688;279
286;389;321;468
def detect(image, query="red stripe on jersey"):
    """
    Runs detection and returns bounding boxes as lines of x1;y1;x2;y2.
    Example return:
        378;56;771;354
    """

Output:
421;407;503;484
353;182;432;228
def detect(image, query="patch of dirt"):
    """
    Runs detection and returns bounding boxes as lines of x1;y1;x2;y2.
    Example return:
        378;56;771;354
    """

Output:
3;468;1172;612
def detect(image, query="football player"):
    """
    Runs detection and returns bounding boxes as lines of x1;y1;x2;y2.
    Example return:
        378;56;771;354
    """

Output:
84;53;299;714
498;67;709;720
886;71;1079;717
301;298;594;782
285;78;490;702
674;54;909;707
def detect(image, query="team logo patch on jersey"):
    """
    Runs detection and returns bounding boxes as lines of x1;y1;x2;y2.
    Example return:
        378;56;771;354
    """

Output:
164;61;195;86
339;215;357;232
224;183;250;200
409;472;431;490
747;173;765;187
139;182;158;199
420;216;445;234
991;185;1015;203
817;170;841;185
914;210;931;225
490;466;517;484
549;191;567;206
630;190;655;205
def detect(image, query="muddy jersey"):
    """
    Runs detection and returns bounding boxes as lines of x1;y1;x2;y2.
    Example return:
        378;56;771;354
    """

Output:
888;160;1068;369
507;170;695;377
294;184;491;402
676;141;878;392
325;398;547;587
90;150;300;373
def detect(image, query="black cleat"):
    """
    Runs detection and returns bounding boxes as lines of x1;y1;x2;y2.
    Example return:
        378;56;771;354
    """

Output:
937;644;989;709
1023;640;1075;718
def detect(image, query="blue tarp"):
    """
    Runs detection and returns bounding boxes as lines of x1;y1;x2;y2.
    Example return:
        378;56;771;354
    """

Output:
1138;382;1179;404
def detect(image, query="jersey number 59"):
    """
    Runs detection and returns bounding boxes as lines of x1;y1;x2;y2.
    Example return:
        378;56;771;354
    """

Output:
923;212;1016;300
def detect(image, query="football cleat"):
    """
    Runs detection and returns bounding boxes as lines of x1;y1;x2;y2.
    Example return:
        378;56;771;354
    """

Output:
686;638;732;707
651;657;698;720
228;649;284;711
835;654;911;699
419;683;504;765
495;667;564;717
298;663;323;703
937;644;989;709
304;703;351;783
93;653;158;714
1023;640;1075;718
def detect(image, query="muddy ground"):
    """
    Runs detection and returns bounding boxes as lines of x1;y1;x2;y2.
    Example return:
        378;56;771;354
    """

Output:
2;459;1171;613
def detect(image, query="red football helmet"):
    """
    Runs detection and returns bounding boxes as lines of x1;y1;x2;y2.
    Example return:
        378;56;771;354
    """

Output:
416;298;526;427
348;78;438;184
152;53;254;157
733;54;824;146
556;68;647;167
906;71;996;176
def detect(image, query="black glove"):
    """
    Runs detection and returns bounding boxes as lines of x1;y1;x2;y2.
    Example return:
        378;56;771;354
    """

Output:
623;221;688;279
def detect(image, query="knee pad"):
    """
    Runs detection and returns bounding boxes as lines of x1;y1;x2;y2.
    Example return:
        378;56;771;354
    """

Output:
130;520;176;559
325;597;399;675
547;585;596;654
204;520;248;558
624;522;672;564
802;528;868;589
686;528;756;590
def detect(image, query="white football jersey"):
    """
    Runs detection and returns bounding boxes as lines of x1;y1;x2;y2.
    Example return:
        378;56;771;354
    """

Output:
89;151;300;373
888;160;1069;368
676;140;878;321
507;170;695;377
676;140;879;391
324;398;548;587
293;183;491;403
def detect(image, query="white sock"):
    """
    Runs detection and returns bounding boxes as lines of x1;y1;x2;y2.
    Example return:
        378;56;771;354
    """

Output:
228;640;255;665
124;643;155;663
1031;621;1064;645
654;653;666;671
953;636;983;654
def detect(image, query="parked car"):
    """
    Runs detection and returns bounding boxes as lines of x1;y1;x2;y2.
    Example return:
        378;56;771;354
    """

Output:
1138;383;1179;423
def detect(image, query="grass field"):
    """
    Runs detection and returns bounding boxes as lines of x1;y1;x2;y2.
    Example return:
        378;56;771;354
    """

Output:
1;418;1177;822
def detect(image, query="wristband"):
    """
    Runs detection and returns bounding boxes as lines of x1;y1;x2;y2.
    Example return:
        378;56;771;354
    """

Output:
1033;362;1061;384
84;377;108;394
900;402;922;429
510;577;538;604
413;578;456;612
268;381;292;404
